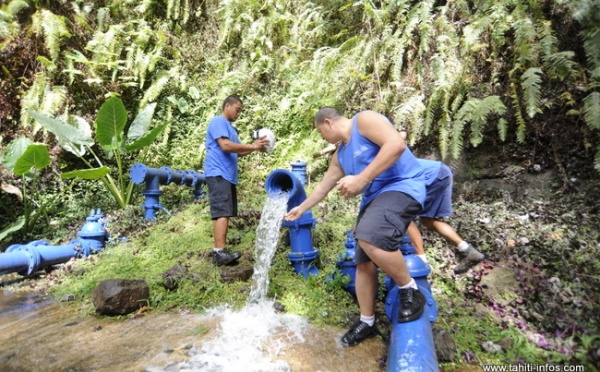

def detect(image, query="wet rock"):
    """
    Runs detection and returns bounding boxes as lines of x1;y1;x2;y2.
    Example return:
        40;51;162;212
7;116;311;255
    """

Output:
482;340;503;353
496;336;514;351
161;264;199;291
433;326;456;362
61;294;76;302
273;301;286;312
92;279;150;315
218;263;253;283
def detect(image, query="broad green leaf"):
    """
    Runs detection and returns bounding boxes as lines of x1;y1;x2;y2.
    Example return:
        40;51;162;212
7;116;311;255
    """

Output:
0;216;25;242
95;97;127;148
26;109;93;147
61;167;111;180
127;102;157;140
125;123;167;152
59;114;93;156
1;137;33;172
167;96;190;114
14;144;51;175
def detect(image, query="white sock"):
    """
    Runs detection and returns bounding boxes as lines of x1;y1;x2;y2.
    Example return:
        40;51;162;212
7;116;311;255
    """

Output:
398;278;418;290
417;254;428;264
360;314;375;327
213;248;224;252
457;241;470;252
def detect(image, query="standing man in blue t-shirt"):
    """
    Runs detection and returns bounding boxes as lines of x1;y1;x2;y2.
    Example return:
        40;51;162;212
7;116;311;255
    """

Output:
285;107;428;347
204;95;270;266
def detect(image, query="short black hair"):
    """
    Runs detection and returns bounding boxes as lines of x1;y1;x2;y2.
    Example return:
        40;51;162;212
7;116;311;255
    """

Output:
222;95;243;110
314;106;342;125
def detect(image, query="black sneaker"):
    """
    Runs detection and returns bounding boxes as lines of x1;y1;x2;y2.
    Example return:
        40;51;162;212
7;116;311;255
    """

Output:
212;249;241;266
341;320;376;347
454;245;484;274
397;287;426;323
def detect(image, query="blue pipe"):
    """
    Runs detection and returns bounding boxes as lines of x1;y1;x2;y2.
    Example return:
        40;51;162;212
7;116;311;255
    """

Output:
129;163;206;219
0;209;108;276
384;238;439;372
265;162;319;278
336;232;439;371
336;229;358;296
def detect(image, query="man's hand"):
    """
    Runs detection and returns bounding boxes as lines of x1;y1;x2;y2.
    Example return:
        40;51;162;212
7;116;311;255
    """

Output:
253;135;270;152
335;175;370;198
284;206;303;221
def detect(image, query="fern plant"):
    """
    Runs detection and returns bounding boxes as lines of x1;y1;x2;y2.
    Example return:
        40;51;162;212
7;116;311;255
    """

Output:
572;0;600;171
0;0;29;48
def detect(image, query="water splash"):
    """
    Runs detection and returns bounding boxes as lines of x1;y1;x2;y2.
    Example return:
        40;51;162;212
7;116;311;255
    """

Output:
167;301;306;372
248;192;289;303
148;192;303;371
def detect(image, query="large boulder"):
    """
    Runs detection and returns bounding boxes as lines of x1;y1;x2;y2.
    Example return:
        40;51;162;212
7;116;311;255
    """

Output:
92;279;150;315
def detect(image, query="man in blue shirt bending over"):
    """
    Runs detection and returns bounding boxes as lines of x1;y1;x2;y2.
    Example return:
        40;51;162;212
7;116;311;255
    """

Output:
204;95;270;266
285;107;428;347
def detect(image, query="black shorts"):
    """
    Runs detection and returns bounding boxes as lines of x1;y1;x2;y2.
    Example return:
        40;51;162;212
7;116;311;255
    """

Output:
354;191;421;264
206;176;238;219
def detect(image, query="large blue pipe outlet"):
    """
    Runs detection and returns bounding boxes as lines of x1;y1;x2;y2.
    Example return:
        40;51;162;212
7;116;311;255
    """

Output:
337;232;439;371
130;163;206;219
265;162;319;278
0;209;108;277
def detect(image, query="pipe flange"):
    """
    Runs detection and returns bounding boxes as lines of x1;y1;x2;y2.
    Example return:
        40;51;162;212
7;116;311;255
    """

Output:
159;166;174;184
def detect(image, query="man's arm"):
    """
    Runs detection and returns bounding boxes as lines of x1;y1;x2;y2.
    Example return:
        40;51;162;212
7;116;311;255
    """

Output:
284;153;345;221
217;136;269;156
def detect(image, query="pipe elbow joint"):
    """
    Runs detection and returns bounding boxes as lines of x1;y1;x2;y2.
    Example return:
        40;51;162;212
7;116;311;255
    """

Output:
265;169;307;211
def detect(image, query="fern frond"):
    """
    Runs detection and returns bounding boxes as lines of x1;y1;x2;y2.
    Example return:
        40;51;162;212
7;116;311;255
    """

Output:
521;67;543;118
438;116;450;159
510;82;527;143
583;91;600;130
30;9;71;61
424;87;445;136
20;73;48;129
512;17;538;66
595;147;600;173
497;118;508;142
40;85;67;114
393;93;426;144
139;67;178;108
453;95;506;150
543;51;577;81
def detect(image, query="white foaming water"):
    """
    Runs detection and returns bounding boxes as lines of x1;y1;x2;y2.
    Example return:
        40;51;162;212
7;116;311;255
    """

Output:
171;302;306;372
248;192;289;303
150;192;305;371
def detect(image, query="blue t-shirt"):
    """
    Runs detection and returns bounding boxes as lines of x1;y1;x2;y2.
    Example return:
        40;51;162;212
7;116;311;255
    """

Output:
417;159;443;186
203;115;240;184
336;113;426;210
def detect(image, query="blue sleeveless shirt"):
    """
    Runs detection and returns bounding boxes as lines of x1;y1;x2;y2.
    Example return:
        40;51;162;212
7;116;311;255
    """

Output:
336;114;426;211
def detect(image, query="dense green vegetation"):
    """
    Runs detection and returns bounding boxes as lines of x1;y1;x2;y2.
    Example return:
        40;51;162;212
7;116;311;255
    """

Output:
1;0;599;369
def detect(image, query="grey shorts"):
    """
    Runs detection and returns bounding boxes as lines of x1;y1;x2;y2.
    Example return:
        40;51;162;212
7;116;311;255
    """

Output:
206;176;237;219
354;191;421;264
